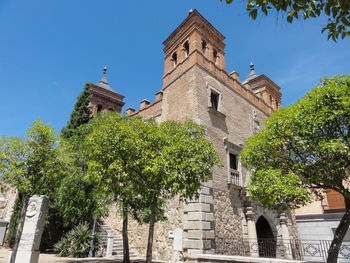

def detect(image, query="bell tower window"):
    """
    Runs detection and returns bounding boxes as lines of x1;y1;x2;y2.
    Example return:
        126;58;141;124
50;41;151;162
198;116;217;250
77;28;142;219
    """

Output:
172;52;178;68
184;41;189;57
202;40;207;54
97;104;103;113
213;49;218;64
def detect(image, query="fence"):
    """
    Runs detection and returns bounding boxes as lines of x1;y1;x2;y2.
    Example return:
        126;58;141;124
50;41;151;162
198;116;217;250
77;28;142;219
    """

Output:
216;238;350;262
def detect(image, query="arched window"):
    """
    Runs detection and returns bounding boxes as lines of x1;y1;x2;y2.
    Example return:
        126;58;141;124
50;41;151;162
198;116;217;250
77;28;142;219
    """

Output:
201;40;207;54
172;52;177;68
184;41;189;57
213;49;218;63
97;104;103;113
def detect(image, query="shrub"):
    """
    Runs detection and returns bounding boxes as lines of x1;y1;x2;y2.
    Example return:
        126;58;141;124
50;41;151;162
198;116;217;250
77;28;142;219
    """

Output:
54;223;100;258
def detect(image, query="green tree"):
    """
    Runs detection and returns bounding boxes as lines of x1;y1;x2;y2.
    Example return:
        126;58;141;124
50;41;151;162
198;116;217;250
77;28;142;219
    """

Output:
221;0;350;41
40;83;95;250
58;122;111;227
86;112;221;263
240;75;350;263
61;82;92;139
55;83;110;257
0;119;67;263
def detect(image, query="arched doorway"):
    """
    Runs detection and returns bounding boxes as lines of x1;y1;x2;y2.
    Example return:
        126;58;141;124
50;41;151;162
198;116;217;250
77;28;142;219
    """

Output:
256;216;276;258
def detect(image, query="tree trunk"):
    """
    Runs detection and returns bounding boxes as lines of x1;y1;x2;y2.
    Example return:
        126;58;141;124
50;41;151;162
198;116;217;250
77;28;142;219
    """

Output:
327;198;350;263
146;203;156;263
122;204;130;263
9;196;28;263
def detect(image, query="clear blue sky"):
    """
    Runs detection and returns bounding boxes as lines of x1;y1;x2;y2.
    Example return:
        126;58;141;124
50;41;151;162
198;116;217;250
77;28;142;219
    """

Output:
1;0;349;137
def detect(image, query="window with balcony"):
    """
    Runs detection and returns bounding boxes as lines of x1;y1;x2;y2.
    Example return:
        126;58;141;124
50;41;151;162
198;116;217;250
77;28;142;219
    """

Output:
229;153;239;186
224;139;243;187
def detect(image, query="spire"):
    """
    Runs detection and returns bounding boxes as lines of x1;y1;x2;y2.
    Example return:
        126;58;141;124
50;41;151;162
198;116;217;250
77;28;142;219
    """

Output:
244;62;259;83
96;66;114;92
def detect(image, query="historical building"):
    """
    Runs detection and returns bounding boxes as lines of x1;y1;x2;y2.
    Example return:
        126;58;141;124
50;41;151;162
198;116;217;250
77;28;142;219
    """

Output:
92;10;301;262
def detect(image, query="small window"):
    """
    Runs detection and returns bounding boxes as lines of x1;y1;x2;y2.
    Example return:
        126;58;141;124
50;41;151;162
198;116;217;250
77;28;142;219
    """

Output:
270;95;273;103
97;104;103;113
276;101;279;109
210;91;219;111
184;41;189;57
229;153;238;170
213;50;218;63
172;52;177;68
202;40;207;54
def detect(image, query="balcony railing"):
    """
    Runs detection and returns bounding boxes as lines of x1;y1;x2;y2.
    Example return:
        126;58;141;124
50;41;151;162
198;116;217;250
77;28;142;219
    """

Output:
229;168;240;186
216;238;350;262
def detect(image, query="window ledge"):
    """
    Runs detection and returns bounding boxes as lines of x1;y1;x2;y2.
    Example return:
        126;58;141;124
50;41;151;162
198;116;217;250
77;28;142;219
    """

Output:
208;107;226;119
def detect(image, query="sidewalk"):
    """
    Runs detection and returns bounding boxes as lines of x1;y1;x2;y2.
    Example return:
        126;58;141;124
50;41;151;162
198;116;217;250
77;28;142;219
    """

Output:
0;247;165;263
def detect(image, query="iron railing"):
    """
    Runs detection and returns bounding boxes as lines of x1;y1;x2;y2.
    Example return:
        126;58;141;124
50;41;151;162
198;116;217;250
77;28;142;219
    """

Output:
230;169;240;186
216;238;350;262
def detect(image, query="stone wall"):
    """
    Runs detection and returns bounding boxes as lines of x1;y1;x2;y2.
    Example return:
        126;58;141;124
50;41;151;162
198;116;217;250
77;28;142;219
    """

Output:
104;196;183;262
0;186;17;221
212;189;243;255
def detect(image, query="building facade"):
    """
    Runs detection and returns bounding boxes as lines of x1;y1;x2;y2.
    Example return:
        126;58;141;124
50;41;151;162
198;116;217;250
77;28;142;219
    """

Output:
93;10;300;262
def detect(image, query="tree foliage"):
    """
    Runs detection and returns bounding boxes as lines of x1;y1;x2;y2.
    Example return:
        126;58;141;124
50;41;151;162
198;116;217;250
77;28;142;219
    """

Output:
58;84;110;226
240;75;350;262
0;119;66;198
0;119;67;263
53;83;110;255
85;112;221;263
221;0;350;41
61;83;92;139
56;172;110;226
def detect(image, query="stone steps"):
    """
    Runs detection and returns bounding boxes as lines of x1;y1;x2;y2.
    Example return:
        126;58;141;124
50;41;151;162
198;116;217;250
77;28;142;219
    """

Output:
96;219;137;257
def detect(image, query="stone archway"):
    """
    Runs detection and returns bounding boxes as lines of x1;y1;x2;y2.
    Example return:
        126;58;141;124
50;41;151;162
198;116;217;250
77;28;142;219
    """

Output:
256;216;276;258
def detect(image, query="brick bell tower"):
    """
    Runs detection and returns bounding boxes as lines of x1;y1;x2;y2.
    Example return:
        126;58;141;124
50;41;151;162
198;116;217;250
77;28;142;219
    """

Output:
89;67;125;115
163;9;226;89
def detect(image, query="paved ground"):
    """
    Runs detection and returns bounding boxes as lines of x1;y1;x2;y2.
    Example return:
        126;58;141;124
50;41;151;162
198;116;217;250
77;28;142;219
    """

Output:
0;247;165;263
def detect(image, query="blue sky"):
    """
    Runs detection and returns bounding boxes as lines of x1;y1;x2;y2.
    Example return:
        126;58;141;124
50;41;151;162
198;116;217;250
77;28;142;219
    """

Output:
1;0;349;137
